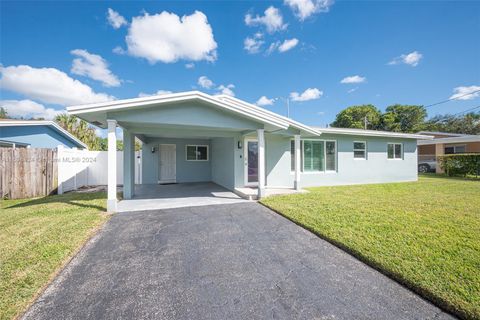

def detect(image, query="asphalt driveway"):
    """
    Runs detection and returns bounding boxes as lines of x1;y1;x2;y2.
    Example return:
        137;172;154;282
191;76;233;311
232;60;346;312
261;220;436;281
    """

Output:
23;202;455;320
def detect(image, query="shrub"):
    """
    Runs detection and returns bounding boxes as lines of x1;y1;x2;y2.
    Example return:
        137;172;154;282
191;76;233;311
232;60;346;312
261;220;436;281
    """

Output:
438;154;480;177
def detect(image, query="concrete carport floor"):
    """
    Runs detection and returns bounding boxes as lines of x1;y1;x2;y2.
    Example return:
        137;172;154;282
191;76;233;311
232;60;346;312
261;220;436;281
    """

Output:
22;201;455;320
116;182;247;212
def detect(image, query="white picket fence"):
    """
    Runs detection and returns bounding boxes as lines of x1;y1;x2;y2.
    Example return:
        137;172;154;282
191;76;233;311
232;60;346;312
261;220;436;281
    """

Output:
57;146;142;194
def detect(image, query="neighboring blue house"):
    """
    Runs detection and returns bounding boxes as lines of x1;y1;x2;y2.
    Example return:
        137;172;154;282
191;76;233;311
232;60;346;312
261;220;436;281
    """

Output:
0;120;87;149
68;91;433;211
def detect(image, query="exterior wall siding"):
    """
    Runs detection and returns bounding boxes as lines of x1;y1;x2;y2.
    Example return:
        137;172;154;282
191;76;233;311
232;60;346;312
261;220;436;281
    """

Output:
142;138;212;184
0;125;80;149
262;133;418;188
211;137;235;189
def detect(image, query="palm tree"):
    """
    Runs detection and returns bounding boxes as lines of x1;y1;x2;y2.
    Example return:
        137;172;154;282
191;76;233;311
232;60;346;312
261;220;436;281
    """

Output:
55;113;101;150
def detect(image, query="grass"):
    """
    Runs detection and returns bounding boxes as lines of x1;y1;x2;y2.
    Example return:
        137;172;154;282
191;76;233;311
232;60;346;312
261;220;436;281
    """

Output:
261;175;480;320
0;192;109;320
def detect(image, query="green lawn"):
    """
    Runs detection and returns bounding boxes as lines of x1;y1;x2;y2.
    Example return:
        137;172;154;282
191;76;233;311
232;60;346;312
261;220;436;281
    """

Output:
0;192;109;320
261;176;480;320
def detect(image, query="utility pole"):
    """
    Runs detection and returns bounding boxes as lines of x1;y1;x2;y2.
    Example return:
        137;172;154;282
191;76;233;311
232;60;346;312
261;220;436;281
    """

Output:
364;116;368;130
286;98;290;118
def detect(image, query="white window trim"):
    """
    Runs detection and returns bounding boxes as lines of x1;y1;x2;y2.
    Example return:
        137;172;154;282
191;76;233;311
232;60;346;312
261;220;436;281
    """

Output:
387;142;403;160
353;141;367;160
325;140;337;172
299;139;338;174
185;144;209;161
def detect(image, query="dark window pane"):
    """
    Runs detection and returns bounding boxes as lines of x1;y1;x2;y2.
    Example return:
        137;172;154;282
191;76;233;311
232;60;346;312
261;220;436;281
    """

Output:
354;142;365;150
197;146;208;160
444;147;454;154
394;144;402;158
303;140;313;171
312;141;324;171
326;141;336;171
248;141;258;183
187;146;196;160
354;150;365;159
455;146;466;153
387;144;394;159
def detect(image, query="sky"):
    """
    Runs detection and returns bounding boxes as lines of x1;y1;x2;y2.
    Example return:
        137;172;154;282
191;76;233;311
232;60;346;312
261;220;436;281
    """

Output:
1;0;479;130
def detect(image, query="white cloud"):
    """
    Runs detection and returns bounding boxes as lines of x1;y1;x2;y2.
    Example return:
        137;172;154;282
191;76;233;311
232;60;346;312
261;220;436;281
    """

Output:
217;84;235;96
256;96;275;106
185;63;195;69
284;0;334;21
107;8;127;29
70;49;121;87
245;6;287;33
112;46;126;55
244;33;264;54
289;88;323;101
138;90;173;98
198;76;214;89
125;11;217;64
449;85;480;100
389;51;423;67
0;99;62;119
340;75;366;84
266;41;280;55
278;38;299;52
347;87;358;93
0;65;114;106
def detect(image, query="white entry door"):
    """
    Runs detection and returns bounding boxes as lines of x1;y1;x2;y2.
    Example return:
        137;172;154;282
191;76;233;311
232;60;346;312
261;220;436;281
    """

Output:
159;144;176;184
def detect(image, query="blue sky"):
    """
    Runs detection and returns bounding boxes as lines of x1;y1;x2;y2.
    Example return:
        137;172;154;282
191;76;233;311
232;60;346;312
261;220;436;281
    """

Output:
1;0;479;128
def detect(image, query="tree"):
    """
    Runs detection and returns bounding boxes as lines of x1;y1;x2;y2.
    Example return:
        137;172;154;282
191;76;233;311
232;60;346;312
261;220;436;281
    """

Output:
55;113;101;150
331;105;382;130
0;107;8;119
423;112;480;135
381;104;427;133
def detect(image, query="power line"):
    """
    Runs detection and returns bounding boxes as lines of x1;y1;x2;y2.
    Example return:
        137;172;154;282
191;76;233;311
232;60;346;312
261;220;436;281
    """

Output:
429;105;480;124
452;105;480;116
424;89;480;108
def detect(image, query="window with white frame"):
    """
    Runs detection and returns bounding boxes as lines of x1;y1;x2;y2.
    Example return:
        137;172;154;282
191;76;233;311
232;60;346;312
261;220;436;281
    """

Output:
444;145;466;154
387;143;403;159
186;145;208;161
353;141;367;159
299;140;337;172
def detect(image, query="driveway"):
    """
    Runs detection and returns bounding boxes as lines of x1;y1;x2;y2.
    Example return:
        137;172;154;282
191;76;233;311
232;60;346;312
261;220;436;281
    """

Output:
23;202;455;320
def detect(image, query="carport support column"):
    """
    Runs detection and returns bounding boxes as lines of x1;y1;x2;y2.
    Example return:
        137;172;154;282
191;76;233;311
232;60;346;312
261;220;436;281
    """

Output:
107;119;117;212
294;134;301;190
257;129;265;199
123;129;135;200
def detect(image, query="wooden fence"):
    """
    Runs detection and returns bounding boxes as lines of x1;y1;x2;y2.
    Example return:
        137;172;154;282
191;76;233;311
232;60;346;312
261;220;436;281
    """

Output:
0;148;58;199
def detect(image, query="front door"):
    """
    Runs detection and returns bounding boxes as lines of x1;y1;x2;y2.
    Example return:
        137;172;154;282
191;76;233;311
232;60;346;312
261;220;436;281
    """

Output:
159;144;176;184
244;139;258;186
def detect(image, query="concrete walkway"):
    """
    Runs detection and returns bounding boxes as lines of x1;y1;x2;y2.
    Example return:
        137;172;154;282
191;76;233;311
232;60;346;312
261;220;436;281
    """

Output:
23;202;455;320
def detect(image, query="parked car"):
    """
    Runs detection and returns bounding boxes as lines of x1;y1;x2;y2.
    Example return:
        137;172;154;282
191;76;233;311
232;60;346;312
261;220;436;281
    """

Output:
418;160;436;173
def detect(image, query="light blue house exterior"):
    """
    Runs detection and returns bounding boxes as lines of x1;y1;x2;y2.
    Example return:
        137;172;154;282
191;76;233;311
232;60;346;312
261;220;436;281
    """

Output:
0;120;87;149
67;91;430;212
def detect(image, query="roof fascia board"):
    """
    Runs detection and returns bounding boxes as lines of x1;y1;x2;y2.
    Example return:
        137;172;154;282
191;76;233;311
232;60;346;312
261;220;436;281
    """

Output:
315;127;433;140
0;120;87;148
68;92;289;131
216;95;320;136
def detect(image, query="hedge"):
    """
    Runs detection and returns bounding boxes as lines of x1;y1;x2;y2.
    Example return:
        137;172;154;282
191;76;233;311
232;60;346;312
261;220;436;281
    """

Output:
438;154;480;177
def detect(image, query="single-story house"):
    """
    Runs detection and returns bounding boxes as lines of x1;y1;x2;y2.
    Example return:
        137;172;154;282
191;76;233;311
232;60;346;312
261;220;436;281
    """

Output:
0;119;87;149
67;91;431;212
417;131;480;173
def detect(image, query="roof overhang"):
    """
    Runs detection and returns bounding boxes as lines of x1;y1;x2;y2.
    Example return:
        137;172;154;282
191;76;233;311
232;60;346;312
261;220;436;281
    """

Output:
418;135;480;145
216;95;321;136
67;91;291;132
0;120;87;149
313;127;434;140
